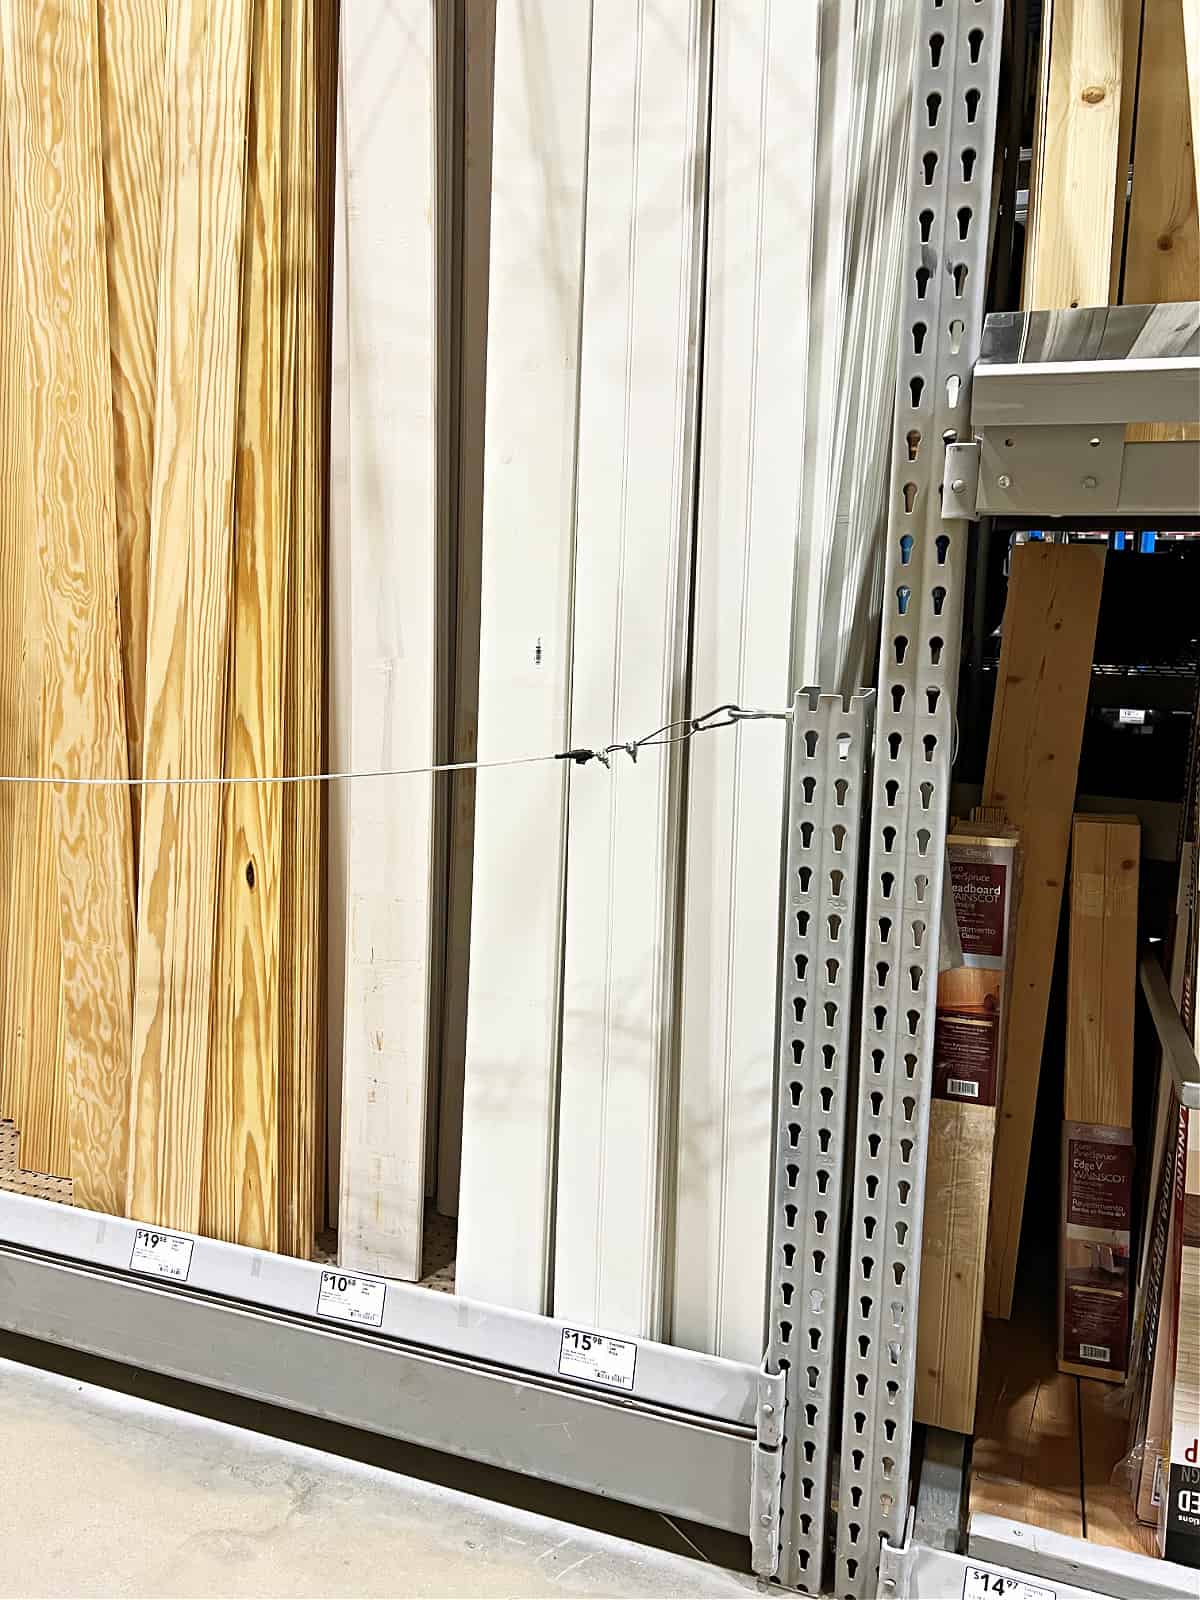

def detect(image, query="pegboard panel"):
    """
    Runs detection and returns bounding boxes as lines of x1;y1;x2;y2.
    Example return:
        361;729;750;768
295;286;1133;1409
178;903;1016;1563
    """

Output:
768;689;874;1592
834;3;1003;1596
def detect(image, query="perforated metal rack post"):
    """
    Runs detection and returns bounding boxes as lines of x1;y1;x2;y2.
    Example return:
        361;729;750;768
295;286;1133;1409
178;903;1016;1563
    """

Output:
834;3;1002;1597
767;689;874;1593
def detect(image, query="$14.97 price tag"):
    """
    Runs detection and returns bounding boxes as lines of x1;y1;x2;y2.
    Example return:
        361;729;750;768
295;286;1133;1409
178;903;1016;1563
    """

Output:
962;1567;1055;1600
129;1228;194;1282
316;1269;387;1328
557;1327;637;1391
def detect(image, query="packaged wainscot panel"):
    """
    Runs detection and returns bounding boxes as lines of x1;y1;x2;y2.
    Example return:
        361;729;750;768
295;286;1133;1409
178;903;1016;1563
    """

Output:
916;818;1020;1434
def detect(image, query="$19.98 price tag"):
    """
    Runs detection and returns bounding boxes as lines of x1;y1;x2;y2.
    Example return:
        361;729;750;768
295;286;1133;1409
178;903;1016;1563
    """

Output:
557;1327;637;1391
316;1269;387;1327
129;1228;194;1282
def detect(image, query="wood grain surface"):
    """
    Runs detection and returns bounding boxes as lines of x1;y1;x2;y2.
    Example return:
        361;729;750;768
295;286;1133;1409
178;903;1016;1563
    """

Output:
1022;0;1126;311
127;0;252;1230
201;0;284;1252
983;544;1105;1318
3;0;137;1212
278;0;332;1260
1066;815;1139;1128
97;0;165;854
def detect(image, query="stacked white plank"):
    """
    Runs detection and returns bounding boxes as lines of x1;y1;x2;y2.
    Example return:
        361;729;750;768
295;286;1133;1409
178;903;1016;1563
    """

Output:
552;0;712;1339
333;2;439;1279
670;0;820;1364
455;0;592;1311
807;0;921;694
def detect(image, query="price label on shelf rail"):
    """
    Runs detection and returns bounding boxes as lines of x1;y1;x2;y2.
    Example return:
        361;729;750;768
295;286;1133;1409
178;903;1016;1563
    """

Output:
557;1328;637;1391
316;1270;387;1328
129;1228;194;1282
962;1567;1055;1600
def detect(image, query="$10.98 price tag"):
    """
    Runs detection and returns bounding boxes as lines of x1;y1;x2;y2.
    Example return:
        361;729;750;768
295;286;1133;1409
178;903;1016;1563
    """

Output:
129;1228;194;1282
316;1269;387;1327
557;1327;637;1391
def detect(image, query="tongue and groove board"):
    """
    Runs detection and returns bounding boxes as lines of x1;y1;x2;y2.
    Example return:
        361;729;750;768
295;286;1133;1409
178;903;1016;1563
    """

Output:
126;0;252;1231
552;0;710;1340
96;0;165;855
670;0;818;1364
0;99;62;1159
454;0;592;1313
335;0;438;1280
201;0;286;1252
3;0;137;1213
278;0;336;1260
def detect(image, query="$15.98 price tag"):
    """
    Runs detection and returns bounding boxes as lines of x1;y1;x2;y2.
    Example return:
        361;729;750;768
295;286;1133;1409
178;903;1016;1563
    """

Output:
557;1327;637;1391
129;1228;194;1282
316;1269;387;1327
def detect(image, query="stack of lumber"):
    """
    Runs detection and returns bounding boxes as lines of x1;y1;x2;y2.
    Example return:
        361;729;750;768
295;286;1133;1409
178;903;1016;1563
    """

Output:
0;0;336;1257
450;0;920;1354
1022;0;1199;437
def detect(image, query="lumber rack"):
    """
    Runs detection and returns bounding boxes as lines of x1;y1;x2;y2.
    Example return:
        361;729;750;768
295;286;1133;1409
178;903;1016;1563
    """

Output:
0;4;1193;1596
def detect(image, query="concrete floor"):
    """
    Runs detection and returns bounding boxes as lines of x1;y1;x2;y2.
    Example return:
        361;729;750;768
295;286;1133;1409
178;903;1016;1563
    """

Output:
0;1349;760;1599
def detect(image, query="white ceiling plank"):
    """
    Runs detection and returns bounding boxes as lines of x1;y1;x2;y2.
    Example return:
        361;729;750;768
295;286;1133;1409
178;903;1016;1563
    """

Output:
455;0;593;1313
553;0;712;1341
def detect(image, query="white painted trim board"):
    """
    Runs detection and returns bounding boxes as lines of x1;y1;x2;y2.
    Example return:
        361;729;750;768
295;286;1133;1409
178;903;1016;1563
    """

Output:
454;0;593;1313
670;0;820;1365
336;0;439;1280
553;0;712;1341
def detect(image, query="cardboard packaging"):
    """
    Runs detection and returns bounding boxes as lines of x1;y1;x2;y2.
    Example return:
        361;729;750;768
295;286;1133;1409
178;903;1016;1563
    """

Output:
916;819;1020;1434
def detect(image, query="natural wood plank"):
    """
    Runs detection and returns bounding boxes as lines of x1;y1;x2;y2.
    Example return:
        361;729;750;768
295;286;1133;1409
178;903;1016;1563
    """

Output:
455;0;591;1312
201;0;285;1252
336;0;438;1280
917;1100;997;1432
1107;0;1142;300
553;0;708;1339
1022;0;1127;311
1125;0;1200;306
1185;1;1200;206
983;544;1105;1318
0;95;33;1127
3;0;137;1212
127;0;253;1230
278;0;333;1259
97;0;165;853
1065;816;1139;1128
671;0;818;1364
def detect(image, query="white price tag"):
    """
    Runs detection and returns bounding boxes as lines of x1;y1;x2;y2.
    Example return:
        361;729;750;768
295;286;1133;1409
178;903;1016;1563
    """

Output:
316;1270;386;1327
129;1228;194;1282
962;1567;1055;1600
1118;707;1146;726
557;1328;637;1391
